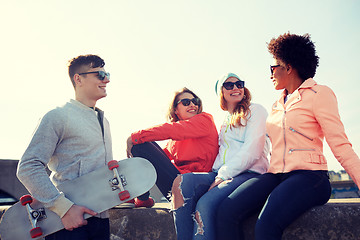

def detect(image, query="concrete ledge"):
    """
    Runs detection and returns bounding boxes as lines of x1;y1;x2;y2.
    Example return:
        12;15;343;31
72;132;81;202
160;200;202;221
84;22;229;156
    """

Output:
108;200;360;240
109;205;175;240
1;200;360;240
243;200;360;240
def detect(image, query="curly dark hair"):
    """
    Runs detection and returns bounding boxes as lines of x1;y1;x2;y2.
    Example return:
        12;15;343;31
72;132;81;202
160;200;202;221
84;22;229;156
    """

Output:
267;33;319;81
68;54;105;88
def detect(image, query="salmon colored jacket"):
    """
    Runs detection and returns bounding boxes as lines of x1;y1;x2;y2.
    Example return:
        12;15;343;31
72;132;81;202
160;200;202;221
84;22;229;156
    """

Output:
266;78;360;187
131;112;219;174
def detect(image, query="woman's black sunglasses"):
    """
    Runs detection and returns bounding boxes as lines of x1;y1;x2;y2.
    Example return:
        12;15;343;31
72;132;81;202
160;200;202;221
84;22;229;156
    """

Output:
270;65;281;75
78;71;110;81
222;80;245;90
177;97;201;106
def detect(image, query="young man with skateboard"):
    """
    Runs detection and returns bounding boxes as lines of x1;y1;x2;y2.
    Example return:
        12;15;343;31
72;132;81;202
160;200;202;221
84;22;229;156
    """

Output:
17;54;112;240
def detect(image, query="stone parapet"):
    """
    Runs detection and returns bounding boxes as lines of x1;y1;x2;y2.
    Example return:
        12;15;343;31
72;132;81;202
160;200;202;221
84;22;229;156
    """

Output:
1;200;360;240
107;200;360;240
109;205;175;240
243;199;360;240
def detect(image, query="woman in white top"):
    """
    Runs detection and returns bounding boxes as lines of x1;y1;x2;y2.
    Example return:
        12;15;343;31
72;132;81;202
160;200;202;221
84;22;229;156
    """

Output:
171;73;269;240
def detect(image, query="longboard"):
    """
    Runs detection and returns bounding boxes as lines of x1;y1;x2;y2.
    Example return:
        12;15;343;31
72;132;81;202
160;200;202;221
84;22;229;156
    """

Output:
0;157;156;240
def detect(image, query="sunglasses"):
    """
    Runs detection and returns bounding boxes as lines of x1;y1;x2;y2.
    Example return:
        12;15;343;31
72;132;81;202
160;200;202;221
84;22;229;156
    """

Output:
177;97;201;106
270;65;281;75
222;80;245;90
78;71;110;81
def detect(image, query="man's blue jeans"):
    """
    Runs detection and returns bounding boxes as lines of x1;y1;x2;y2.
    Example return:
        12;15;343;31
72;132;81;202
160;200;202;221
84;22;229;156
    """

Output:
45;217;109;240
173;171;259;240
216;170;331;240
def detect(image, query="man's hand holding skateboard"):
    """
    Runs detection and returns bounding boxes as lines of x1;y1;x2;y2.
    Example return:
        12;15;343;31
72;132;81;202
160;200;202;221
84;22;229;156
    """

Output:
62;205;97;231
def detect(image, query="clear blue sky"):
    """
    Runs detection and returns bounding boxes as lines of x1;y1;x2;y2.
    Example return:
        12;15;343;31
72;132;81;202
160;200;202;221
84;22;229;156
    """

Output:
1;0;359;171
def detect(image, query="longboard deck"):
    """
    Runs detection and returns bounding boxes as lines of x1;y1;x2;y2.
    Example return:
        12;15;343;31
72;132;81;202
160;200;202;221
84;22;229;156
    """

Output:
0;157;156;240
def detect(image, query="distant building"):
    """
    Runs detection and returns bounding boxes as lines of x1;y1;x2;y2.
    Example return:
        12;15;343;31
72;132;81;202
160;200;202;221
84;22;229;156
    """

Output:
329;170;359;199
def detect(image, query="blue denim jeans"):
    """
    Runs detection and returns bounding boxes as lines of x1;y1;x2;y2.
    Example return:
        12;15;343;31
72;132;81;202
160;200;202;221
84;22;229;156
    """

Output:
45;217;110;240
216;170;331;240
173;171;259;240
132;142;180;201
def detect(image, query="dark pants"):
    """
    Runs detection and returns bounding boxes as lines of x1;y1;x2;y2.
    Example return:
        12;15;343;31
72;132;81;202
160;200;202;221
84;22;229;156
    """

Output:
131;142;180;201
45;217;109;240
216;170;331;240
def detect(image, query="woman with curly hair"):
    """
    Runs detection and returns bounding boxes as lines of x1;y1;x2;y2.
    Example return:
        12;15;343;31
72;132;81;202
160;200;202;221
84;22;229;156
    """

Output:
126;87;218;208
171;73;269;240
216;33;360;240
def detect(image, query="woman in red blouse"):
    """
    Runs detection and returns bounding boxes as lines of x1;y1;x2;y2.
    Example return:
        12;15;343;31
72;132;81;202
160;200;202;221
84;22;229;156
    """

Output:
126;87;219;207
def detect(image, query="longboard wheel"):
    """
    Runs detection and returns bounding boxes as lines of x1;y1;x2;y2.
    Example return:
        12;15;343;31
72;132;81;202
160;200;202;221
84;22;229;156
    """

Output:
20;195;33;206
30;227;43;238
119;190;130;201
108;160;119;170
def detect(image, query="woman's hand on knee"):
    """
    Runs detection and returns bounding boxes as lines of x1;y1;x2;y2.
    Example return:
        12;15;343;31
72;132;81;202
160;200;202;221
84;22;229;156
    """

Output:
208;177;224;191
208;177;232;191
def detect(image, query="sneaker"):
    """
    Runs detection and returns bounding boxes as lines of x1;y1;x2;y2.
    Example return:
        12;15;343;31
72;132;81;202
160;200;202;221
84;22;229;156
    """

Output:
134;197;155;208
117;199;135;209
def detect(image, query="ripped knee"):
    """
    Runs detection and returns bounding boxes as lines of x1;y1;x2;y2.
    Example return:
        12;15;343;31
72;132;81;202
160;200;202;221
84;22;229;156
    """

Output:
194;210;204;235
171;175;184;210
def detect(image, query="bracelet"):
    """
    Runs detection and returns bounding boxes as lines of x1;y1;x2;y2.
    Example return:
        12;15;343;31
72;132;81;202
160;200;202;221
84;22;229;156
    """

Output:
216;176;226;181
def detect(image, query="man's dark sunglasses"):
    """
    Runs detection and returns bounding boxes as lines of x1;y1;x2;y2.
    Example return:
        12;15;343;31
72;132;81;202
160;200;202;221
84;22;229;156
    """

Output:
222;80;245;90
78;71;110;81
270;65;281;75
177;97;201;106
